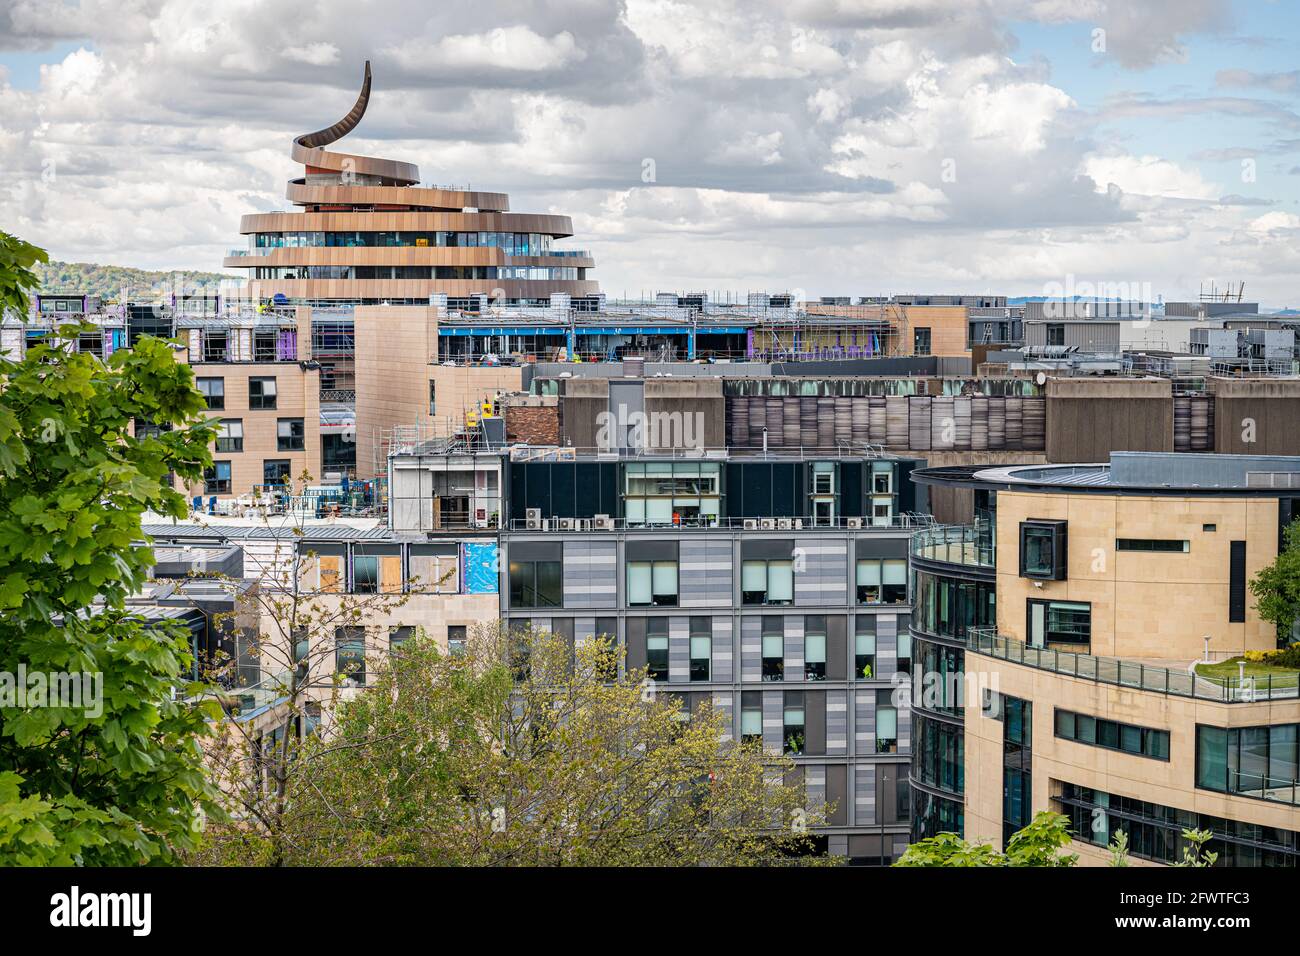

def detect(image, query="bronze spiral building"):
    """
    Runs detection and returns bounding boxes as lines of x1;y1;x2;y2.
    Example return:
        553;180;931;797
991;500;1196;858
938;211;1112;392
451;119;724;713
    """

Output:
224;62;598;307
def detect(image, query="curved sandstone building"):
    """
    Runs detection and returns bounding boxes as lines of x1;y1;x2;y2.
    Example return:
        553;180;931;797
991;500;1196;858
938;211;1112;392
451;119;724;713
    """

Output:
225;61;598;306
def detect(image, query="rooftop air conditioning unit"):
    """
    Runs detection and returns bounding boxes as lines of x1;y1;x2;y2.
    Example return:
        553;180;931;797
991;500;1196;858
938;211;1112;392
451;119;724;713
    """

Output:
777;518;793;530
743;519;758;530
525;508;543;530
760;518;776;530
558;517;577;531
594;514;614;530
846;517;863;529
793;518;804;530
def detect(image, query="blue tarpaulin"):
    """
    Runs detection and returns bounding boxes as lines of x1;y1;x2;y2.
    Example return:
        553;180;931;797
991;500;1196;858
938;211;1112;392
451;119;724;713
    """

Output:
462;542;499;594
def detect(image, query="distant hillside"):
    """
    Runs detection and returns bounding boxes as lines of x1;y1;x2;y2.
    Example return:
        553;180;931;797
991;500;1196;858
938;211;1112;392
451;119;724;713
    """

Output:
37;260;234;303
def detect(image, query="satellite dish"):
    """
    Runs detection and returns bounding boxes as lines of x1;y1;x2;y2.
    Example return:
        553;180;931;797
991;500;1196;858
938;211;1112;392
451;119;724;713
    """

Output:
1035;371;1048;386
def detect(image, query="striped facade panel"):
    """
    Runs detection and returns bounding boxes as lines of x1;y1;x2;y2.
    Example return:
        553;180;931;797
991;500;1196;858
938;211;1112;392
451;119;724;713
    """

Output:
679;537;733;607
668;616;689;682
713;690;734;741
574;616;596;651
794;537;848;607
711;617;733;683
855;689;875;752
876;613;898;678
805;764;827;817
741;616;761;682
783;615;805;683
562;539;617;609
762;690;784;755
856;764;875;825
898;702;912;751
827;689;848;755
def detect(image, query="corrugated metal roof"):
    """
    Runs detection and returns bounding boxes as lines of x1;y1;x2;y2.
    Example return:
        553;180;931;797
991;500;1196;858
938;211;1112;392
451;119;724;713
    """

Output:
141;522;394;541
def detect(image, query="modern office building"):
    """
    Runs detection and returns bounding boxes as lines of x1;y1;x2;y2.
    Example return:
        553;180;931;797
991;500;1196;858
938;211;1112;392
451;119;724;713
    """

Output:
907;452;1300;865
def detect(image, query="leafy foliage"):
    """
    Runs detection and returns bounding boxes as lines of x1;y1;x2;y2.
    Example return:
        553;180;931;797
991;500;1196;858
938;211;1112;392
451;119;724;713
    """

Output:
894;811;1078;867
1250;520;1300;646
0;231;222;865
200;626;830;866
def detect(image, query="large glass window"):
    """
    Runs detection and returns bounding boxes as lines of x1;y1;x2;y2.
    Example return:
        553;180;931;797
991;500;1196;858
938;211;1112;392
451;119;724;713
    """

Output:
761;623;784;681
1196;723;1299;805
646;620;669;682
627;560;678;607
509;559;563;608
335;626;366;686
741;691;762;743
856;558;907;604
624;462;721;527
1027;599;1091;648
277;417;305;452
689;617;711;682
1057;708;1169;760
783;692;805;755
215;419;243;453
804;616;827;681
197;377;224;410
855;620;876;679
352;555;378;594
875;689;898;753
204;461;231;495
742;559;794;605
249;377;277;410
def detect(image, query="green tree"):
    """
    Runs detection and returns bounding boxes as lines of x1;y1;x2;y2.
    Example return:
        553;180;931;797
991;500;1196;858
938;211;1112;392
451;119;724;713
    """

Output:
1176;828;1218;867
894;811;1078;867
0;230;222;865
210;626;829;866
1250;520;1300;646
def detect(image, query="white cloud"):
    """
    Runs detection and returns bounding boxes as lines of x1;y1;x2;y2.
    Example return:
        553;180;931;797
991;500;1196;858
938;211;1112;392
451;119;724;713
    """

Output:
283;42;341;66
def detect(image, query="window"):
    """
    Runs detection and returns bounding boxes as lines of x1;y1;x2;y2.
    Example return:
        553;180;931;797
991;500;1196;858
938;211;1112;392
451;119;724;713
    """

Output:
913;327;931;355
1196;723;1298;804
689;617;711;682
897;629;912;676
855;621;876;679
428;380;436;416
277;418;305;451
204;461;231;495
623;461;721;527
335;626;366;685
1027;599;1091;648
253;330;278;361
626;560;678;607
389;626;414;652
741;691;762;743
1116;538;1188;552
215;419;243;453
349;555;377;594
1056;708;1169;760
761;621;784;681
783;692;805;755
447;624;467;656
263;459;291;486
856;558;907;604
875;689;897;753
198;377;224;410
742;559;794;605
508;559;562;608
646;620;669;682
1230;541;1246;623
249;377;277;410
804;616;827;681
203;331;228;362
1046;323;1065;346
1019;520;1067;579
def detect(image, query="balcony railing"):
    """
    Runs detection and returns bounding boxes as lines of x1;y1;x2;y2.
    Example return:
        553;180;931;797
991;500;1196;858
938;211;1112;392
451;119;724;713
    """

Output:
910;523;995;568
505;513;935;533
966;627;1300;703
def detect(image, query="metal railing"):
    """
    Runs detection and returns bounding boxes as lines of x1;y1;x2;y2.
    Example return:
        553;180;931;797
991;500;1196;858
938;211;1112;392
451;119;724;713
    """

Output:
966;627;1300;703
1224;769;1300;807
504;512;934;533
910;523;995;568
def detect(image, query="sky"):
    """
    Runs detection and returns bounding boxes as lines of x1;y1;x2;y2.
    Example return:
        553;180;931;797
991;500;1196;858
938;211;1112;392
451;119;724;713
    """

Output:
3;0;1300;306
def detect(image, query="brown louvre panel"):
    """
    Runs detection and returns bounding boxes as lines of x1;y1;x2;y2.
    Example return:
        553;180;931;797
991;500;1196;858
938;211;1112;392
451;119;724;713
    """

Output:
970;396;989;450
1173;396;1190;451
869;396;887;444
1022;398;1046;450
834;397;853;445
930;396;954;450
800;396;818;449
987;397;1006;448
851;396;871;443
729;397;748;448
766;399;785;449
816;396;836;449
783;396;801;450
908;396;932;450
885;396;909;448
954;396;972;448
1188;395;1213;451
1005;398;1023;450
748;397;767;448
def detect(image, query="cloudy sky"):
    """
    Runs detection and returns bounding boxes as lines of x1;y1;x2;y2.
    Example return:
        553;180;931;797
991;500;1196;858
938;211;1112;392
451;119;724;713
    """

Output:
3;0;1300;305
